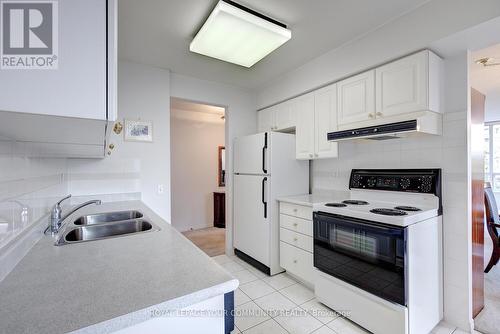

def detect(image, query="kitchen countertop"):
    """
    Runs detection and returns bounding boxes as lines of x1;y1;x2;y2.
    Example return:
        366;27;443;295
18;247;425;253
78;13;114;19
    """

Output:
0;201;238;334
277;191;349;207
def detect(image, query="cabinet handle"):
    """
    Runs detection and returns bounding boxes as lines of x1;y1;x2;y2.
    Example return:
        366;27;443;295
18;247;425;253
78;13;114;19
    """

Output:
376;112;383;117
309;154;313;158
293;223;298;227
293;259;298;264
368;113;374;118
315;153;319;157
293;237;298;242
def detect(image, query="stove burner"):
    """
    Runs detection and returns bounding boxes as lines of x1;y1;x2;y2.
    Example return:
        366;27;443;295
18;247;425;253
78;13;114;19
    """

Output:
394;206;421;212
325;203;347;207
370;208;408;216
342;200;369;205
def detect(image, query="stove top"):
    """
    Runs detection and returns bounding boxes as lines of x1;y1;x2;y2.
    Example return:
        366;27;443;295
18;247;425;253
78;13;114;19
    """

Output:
394;206;421;212
370;208;408;216
325;203;347;207
342;200;369;205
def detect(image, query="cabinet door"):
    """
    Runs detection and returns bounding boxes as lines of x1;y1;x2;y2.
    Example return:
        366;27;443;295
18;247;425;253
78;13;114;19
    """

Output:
314;84;338;159
376;51;428;118
0;0;108;120
295;93;315;160
257;106;275;132
275;101;295;131
337;70;375;126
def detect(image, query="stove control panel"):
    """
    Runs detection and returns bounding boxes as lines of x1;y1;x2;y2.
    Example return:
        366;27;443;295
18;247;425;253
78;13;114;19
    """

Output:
349;169;441;196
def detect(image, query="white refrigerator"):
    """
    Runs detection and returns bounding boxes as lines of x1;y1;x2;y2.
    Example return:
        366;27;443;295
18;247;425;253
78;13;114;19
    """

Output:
233;132;309;275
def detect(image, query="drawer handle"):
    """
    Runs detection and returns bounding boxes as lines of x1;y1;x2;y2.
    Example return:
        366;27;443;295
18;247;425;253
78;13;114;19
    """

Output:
293;259;297;264
293;223;298;227
293;208;298;212
293;237;298;242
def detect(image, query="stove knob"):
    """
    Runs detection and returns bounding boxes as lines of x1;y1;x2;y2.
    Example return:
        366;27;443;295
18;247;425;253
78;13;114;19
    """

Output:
367;177;376;187
400;178;411;189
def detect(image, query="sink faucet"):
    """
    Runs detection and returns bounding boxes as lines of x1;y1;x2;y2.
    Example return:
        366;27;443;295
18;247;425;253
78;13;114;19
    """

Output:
45;195;101;235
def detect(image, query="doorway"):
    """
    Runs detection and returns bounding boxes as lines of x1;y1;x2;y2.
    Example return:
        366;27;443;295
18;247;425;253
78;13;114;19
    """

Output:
170;97;226;257
471;43;500;334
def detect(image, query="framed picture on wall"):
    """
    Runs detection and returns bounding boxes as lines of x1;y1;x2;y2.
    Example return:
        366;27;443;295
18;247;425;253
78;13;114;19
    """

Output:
124;119;153;142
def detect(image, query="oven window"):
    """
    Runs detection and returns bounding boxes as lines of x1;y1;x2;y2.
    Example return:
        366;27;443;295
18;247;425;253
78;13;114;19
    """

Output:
314;213;406;305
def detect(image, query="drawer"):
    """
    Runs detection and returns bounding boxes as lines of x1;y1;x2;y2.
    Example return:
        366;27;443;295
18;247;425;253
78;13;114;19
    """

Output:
280;214;313;237
280;241;314;284
280;228;313;253
280;202;312;220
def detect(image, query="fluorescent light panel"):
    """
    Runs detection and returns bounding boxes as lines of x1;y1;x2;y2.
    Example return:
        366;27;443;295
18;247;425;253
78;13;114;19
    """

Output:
190;0;291;68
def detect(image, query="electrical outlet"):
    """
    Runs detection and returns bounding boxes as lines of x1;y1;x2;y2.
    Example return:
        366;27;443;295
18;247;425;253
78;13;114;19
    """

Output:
157;184;164;195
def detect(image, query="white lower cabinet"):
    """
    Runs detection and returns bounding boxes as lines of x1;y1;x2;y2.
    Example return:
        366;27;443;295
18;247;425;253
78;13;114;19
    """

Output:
279;202;314;286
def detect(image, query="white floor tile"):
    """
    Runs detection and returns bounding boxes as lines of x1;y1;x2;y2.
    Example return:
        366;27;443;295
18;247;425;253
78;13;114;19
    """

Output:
221;261;246;273
262;273;297;290
274;307;323;334
312;326;337;334
235;301;270;332
431;322;456;334
212;254;232;265
280;283;315;305
452;330;470;334
243;319;288;334
233;269;259;285
327;317;370;334
239;280;275;300
235;288;251;306
254;291;297;317
247;267;268;279
301;299;339;324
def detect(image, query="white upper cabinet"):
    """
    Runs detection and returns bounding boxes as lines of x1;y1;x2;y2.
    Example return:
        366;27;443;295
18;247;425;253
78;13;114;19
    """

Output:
258;102;296;132
258;106;275;132
0;0;116;121
295;93;315;160
337;70;375;126
274;101;295;131
375;50;440;118
314;84;338;159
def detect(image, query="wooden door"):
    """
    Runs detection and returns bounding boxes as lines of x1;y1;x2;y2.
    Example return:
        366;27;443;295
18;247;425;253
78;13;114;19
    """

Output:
471;88;485;318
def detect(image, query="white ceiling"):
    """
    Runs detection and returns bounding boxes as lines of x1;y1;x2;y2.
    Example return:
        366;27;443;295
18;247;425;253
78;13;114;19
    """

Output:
118;0;431;89
471;43;500;95
171;98;225;124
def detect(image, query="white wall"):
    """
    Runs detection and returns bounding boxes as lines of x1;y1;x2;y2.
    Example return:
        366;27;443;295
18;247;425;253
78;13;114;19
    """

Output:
170;73;257;254
170;113;225;232
485;91;500;123
67;61;172;222
257;0;500;109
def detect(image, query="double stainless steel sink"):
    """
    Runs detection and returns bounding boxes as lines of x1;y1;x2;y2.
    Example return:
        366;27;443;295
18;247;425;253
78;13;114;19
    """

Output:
55;210;160;246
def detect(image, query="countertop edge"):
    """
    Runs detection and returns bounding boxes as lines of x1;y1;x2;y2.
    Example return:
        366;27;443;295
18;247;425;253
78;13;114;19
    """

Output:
73;279;240;334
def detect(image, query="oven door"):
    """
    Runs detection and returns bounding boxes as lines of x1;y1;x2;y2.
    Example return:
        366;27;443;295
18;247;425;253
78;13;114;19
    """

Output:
313;212;406;305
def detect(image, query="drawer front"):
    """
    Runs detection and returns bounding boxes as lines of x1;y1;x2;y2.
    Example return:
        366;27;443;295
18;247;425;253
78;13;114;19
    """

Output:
280;241;314;284
280;214;313;237
280;228;313;253
280;202;312;221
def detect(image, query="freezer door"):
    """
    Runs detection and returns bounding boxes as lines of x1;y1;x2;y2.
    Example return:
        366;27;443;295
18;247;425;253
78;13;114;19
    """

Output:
234;132;269;175
233;174;270;266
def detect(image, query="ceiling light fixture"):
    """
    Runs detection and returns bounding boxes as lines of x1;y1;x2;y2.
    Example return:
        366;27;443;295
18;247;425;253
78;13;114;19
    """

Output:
475;57;500;67
189;0;291;68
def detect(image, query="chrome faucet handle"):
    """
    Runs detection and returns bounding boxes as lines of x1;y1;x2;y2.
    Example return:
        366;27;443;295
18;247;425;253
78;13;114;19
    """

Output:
56;194;72;207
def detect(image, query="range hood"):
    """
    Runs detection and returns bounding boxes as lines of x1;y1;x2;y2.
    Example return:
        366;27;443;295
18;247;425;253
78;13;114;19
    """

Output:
328;111;442;141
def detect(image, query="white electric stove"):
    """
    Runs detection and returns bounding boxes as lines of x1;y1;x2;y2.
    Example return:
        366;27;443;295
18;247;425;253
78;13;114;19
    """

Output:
313;169;443;334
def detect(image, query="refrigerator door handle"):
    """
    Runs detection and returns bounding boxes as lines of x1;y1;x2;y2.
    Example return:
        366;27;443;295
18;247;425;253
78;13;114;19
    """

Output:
261;177;268;219
262;133;268;174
